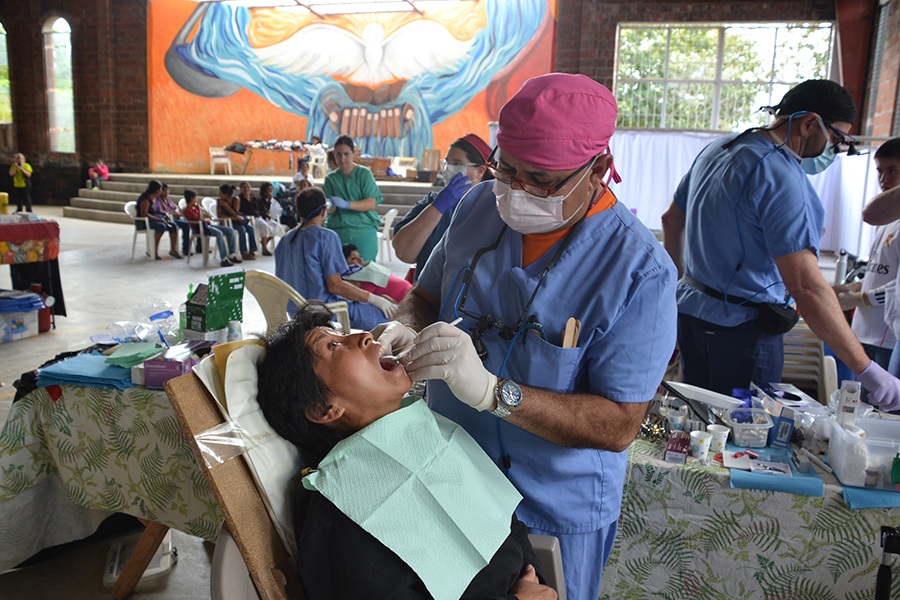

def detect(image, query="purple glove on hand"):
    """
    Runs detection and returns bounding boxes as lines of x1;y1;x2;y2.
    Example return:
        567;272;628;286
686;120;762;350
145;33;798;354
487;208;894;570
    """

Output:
433;173;471;215
330;196;351;209
858;361;900;411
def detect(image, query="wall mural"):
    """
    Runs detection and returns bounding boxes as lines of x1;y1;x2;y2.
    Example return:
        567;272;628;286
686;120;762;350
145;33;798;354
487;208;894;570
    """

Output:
149;0;556;174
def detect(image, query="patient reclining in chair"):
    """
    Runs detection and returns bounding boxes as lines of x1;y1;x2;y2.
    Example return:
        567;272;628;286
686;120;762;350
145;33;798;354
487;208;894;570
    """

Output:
256;302;556;600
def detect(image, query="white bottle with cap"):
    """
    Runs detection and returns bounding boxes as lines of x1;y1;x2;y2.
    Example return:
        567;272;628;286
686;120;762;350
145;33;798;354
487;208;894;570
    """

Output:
838;380;861;429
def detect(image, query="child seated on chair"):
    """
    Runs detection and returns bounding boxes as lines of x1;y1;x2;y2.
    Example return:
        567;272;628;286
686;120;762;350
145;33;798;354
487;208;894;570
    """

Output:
257;302;556;600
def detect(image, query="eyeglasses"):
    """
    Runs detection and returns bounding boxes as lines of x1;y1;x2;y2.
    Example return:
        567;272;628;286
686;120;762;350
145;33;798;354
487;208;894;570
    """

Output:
828;124;862;156
440;159;480;169
484;147;597;199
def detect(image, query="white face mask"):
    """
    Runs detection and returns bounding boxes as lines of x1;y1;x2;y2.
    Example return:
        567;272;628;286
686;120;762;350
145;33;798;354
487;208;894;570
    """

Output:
493;163;594;234
442;164;470;185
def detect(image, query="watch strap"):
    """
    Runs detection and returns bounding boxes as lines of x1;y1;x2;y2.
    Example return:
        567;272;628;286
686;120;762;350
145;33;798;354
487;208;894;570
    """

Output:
490;378;513;419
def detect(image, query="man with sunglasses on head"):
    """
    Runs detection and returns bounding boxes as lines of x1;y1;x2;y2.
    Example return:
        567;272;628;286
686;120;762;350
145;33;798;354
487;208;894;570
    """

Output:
661;79;900;412
375;73;678;600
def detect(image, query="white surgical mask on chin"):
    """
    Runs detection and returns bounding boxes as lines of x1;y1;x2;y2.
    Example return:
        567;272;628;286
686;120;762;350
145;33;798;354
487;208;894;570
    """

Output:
801;117;837;175
493;164;594;234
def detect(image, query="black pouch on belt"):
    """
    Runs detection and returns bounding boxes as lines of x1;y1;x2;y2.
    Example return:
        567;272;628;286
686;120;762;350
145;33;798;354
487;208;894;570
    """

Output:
681;275;798;335
755;302;799;334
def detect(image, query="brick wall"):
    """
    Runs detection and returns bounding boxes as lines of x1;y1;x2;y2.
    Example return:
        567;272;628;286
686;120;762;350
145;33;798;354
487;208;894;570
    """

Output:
871;0;900;137
0;0;148;205
555;0;836;87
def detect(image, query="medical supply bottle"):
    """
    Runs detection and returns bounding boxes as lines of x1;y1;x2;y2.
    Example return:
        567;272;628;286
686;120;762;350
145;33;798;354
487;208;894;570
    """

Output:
835;250;848;285
837;380;861;428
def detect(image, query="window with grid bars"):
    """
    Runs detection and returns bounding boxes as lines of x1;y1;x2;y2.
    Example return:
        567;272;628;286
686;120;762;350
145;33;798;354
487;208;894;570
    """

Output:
615;22;834;132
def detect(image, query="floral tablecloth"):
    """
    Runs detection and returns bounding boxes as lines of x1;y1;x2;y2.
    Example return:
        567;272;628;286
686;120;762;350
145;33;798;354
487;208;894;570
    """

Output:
599;439;900;599
0;385;223;571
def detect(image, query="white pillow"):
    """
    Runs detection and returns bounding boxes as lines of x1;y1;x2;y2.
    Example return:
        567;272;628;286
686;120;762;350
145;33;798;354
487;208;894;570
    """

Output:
194;347;301;559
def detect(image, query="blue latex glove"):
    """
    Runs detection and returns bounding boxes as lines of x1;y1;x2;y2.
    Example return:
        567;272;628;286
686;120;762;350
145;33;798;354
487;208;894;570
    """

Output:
433;173;471;215
330;196;351;209
858;361;900;411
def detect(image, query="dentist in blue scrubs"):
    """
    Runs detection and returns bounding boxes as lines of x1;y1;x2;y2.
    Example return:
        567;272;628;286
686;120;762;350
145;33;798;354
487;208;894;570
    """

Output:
376;73;677;600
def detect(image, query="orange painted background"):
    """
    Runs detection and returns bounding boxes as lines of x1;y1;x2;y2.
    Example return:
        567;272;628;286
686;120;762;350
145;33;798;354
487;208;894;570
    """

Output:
148;0;557;175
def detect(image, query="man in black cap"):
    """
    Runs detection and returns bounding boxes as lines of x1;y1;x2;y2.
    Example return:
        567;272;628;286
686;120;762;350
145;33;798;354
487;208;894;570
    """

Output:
662;79;900;411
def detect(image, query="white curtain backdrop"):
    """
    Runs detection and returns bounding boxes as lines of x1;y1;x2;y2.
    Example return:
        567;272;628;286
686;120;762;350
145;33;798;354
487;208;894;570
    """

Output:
609;130;881;257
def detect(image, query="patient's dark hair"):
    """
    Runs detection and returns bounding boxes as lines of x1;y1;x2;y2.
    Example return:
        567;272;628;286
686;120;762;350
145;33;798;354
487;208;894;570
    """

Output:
257;301;346;463
875;138;900;162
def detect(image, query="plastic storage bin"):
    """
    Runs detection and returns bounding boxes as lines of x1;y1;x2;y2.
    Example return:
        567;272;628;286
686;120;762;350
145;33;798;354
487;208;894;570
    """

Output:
722;407;773;448
827;416;900;490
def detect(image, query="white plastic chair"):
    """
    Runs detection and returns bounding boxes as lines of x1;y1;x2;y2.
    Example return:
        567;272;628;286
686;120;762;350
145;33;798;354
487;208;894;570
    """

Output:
377;208;399;264
244;269;352;334
210;146;232;175
125;200;155;260
782;318;837;403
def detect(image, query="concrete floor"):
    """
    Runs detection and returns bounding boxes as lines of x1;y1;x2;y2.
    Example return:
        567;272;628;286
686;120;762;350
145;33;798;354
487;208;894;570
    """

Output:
0;206;413;599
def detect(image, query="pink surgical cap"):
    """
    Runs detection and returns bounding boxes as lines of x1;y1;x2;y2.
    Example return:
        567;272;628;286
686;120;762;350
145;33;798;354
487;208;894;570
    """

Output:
497;73;619;174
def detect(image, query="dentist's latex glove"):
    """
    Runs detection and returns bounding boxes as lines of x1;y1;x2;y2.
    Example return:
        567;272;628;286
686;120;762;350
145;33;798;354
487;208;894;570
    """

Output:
330;196;351;209
406;321;497;411
433;173;471;215
837;290;866;311
858;361;900;411
368;293;397;319
372;321;418;357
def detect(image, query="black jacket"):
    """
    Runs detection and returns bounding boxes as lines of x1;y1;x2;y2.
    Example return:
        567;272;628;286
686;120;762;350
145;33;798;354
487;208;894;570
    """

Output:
297;488;543;599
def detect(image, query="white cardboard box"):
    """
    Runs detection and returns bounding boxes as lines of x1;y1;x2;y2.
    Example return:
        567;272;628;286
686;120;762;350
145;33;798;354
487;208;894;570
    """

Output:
0;310;38;343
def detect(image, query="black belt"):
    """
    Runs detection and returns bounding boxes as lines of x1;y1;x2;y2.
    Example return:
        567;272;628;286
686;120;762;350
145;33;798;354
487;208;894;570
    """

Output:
681;275;765;308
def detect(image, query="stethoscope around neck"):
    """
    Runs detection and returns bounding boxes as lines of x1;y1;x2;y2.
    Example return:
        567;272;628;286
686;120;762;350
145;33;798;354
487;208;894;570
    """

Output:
446;196;597;474
451;198;594;364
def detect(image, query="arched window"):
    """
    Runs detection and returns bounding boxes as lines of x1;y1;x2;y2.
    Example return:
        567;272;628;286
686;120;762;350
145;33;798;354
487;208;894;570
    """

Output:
0;23;10;124
43;17;74;153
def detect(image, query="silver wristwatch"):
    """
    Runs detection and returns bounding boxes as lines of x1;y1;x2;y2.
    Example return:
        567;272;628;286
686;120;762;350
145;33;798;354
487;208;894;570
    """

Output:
490;378;523;419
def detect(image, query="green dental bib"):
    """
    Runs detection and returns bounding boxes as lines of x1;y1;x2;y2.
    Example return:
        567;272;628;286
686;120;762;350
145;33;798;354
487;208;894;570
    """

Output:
302;398;522;600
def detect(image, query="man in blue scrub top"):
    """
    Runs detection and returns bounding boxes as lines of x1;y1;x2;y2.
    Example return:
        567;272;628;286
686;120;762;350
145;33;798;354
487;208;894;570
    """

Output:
662;79;900;411
376;73;678;599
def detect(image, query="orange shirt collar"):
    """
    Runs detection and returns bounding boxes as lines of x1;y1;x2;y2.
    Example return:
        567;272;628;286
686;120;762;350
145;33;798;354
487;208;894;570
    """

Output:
521;188;617;268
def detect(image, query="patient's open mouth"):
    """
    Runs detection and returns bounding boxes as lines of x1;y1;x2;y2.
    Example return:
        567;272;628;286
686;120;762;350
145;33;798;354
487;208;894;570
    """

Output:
379;359;399;372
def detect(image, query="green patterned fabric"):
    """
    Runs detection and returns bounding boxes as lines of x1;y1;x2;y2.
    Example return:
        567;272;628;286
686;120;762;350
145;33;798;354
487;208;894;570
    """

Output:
0;385;223;571
599;439;900;599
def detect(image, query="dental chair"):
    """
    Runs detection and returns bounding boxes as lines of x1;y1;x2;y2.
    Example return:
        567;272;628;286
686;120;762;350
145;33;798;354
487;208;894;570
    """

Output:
166;351;566;600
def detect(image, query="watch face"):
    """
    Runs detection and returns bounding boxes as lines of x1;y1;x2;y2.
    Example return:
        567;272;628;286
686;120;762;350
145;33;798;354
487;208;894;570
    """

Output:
500;381;522;407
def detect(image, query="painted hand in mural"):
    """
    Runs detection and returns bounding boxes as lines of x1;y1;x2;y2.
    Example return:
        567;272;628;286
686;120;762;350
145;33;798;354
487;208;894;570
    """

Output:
165;0;548;159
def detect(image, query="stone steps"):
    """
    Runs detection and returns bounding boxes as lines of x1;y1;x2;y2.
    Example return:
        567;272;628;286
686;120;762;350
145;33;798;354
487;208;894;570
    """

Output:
64;173;436;224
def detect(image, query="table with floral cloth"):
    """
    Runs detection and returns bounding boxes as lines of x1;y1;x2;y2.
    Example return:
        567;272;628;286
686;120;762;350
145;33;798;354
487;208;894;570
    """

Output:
599;439;900;599
0;384;223;572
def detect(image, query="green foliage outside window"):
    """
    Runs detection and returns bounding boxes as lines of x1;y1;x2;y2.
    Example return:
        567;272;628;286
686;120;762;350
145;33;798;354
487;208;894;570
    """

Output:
616;23;833;132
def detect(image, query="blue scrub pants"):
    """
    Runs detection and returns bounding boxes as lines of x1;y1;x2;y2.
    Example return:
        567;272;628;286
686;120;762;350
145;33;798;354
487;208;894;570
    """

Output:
528;521;617;600
678;313;783;395
348;300;387;330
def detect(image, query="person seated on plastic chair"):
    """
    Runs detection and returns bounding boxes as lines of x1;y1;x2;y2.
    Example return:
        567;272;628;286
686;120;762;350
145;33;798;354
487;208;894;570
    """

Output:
275;187;397;329
341;243;412;304
256;302;556;600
